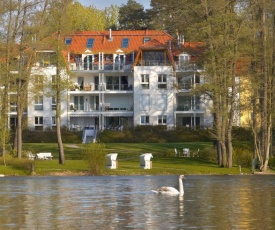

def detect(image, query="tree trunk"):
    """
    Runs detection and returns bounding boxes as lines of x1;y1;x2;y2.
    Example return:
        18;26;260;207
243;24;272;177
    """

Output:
56;30;65;164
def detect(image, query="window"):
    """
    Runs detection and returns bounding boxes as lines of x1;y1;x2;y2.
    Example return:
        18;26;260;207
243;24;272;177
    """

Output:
10;95;17;112
177;96;191;111
34;96;43;110
86;38;94;48
34;75;43;88
158;74;167;89
179;54;190;62
178;76;192;90
52;116;56;126
106;76;119;90
52;97;56;110
64;38;72;45
143;37;151;43
141;74;149;89
35;117;43;125
158;115;167;125
141;116;149;125
74;96;84;111
121;38;129;48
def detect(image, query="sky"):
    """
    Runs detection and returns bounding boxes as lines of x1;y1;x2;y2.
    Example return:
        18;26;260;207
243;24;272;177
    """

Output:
77;0;151;10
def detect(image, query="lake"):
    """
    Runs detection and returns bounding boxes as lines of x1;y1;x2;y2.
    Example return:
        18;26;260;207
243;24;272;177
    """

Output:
0;175;274;229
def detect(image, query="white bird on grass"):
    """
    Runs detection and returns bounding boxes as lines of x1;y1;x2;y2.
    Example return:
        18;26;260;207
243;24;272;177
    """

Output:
151;175;186;196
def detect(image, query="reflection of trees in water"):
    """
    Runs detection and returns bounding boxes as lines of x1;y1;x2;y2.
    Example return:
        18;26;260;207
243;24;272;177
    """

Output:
1;176;275;229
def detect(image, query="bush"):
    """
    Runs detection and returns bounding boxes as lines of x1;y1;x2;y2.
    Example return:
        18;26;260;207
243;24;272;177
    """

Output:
0;155;34;174
268;156;275;169
233;148;252;168
82;143;106;175
21;127;81;143
158;149;175;157
199;146;217;163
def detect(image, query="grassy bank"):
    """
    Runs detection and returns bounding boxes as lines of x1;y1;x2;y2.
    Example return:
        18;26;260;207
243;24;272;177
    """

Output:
0;142;260;176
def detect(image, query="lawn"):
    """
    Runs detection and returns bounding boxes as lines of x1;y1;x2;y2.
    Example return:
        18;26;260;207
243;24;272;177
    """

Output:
0;142;256;176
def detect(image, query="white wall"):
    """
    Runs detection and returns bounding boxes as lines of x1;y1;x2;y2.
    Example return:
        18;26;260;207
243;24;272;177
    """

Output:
133;66;175;127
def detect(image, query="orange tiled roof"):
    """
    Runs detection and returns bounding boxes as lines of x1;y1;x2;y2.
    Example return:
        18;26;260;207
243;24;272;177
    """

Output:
173;42;206;57
64;30;174;54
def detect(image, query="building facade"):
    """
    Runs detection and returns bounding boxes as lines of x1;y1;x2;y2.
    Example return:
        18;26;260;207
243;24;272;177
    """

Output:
26;30;213;132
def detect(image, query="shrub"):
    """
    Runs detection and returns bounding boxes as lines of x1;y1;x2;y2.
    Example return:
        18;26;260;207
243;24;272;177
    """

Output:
269;156;275;169
233;148;252;168
82;143;106;175
158;149;175;157
0;155;34;174
21;128;81;143
199;146;217;163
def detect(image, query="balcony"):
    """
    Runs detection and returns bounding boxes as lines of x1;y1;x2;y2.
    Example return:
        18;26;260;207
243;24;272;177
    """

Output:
176;104;202;112
103;103;133;111
69;83;132;92
69;61;133;72
177;83;192;91
139;60;170;67
175;62;198;71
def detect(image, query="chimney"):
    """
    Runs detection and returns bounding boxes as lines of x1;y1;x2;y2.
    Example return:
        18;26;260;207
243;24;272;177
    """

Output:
109;28;113;41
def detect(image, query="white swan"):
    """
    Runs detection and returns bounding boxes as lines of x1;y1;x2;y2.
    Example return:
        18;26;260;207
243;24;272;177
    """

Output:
152;175;186;196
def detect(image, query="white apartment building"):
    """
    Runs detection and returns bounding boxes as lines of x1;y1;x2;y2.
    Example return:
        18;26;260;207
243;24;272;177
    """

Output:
25;30;213;136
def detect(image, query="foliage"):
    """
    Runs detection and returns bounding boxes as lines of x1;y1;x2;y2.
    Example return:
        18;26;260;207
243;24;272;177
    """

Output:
82;143;106;175
233;148;253;168
232;127;253;142
99;126;215;143
0;155;34;175
198;147;217;163
118;0;148;30
268;157;275;170
69;2;106;31
21;128;81;143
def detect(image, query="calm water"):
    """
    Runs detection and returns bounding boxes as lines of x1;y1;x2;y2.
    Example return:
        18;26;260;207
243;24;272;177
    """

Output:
0;175;274;229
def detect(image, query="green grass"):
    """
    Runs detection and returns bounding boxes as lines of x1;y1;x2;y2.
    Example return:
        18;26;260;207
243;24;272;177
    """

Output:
0;142;264;176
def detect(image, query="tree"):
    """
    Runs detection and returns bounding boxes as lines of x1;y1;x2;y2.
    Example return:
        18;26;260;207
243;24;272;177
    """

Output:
248;0;275;171
69;2;106;31
105;4;119;30
150;0;251;167
44;0;77;164
118;0;148;30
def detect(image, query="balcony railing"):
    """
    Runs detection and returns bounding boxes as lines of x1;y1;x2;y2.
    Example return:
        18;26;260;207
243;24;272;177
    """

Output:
178;83;192;90
175;62;198;71
69;61;133;71
70;83;132;92
103;103;133;111
176;104;201;111
70;103;133;112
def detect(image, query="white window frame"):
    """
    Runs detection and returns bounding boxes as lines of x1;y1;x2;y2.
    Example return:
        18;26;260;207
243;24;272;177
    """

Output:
141;74;149;89
143;37;151;43
64;38;72;45
158;74;167;89
52;116;56;126
141;115;149;125
34;96;43;110
179;54;190;62
52;97;56;110
158;115;167;125
34;116;43;126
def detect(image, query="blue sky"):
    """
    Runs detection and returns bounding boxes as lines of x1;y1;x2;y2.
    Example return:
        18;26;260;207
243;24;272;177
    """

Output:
77;0;151;10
